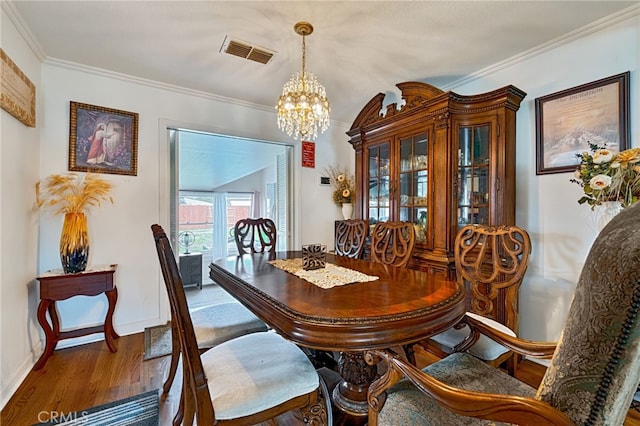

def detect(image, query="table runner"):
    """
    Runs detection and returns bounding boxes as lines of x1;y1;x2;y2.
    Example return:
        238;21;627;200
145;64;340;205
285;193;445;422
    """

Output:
268;258;379;289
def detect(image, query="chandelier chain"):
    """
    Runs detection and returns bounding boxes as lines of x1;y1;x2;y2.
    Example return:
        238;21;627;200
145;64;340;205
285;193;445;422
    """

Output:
301;34;306;86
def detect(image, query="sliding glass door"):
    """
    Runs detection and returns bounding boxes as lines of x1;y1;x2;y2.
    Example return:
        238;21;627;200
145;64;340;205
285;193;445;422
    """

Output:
169;128;293;286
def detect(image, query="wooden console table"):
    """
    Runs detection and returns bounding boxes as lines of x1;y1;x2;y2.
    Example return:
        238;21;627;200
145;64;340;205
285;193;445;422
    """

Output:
34;264;119;370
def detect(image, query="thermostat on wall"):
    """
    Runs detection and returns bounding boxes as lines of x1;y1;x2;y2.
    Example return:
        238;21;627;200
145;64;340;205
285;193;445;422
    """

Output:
320;176;331;186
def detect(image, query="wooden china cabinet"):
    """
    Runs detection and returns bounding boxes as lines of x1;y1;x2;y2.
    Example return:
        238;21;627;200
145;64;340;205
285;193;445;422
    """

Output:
347;82;526;275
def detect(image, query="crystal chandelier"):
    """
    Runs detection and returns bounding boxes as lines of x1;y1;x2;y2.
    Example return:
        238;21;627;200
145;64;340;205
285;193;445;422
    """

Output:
276;22;330;141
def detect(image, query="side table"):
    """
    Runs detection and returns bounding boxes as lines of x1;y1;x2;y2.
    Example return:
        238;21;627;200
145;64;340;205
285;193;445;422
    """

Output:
34;264;120;370
179;252;202;289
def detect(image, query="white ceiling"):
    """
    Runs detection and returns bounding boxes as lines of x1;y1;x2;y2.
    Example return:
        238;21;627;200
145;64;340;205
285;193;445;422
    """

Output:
178;131;287;190
8;1;638;127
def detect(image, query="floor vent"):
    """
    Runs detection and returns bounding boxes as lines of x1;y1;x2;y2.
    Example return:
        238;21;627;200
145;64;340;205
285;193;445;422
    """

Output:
221;37;275;64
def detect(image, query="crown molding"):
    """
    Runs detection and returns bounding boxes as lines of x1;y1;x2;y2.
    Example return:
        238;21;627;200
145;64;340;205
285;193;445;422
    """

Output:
2;1;46;61
443;3;640;90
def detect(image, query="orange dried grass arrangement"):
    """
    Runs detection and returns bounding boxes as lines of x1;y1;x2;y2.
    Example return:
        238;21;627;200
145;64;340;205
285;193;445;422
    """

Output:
36;173;113;215
36;173;113;273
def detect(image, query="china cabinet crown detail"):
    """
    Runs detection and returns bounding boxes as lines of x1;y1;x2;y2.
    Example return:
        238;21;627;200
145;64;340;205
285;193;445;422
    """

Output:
347;82;526;274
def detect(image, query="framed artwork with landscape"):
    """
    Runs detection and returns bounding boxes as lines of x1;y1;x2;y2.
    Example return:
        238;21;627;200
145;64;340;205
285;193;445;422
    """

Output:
535;71;629;175
68;101;139;176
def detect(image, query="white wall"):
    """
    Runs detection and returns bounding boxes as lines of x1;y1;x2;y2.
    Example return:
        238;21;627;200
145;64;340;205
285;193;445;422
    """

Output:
1;6;41;407
449;8;639;342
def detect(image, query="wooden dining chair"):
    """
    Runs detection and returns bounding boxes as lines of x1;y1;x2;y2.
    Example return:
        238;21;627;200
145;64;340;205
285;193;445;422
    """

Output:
155;226;268;398
151;224;328;425
419;224;531;375
334;219;367;258
366;203;640;425
370;221;416;363
370;221;415;267
234;217;277;255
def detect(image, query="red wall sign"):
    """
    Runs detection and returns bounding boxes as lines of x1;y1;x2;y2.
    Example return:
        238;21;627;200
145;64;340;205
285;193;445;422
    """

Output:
301;141;315;168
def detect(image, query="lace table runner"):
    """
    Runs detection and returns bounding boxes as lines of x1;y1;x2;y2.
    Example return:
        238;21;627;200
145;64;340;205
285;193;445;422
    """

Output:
268;258;379;289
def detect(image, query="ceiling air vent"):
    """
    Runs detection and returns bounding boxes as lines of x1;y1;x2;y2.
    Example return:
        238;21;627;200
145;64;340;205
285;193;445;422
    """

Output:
220;36;275;65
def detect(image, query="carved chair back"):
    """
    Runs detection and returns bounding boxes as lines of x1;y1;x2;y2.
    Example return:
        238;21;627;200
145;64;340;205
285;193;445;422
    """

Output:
454;224;531;332
234;218;277;255
370;221;415;267
335;219;367;259
151;224;216;423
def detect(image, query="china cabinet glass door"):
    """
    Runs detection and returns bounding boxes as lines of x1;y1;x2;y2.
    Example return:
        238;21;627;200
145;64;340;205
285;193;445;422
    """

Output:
367;143;390;226
399;133;429;243
457;125;490;229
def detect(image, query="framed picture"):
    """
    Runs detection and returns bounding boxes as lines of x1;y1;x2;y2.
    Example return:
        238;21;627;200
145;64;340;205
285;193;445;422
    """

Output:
535;71;629;175
68;101;139;176
1;48;36;127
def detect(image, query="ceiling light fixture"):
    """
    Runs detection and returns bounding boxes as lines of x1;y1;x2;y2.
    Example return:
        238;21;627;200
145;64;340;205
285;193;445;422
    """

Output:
276;22;330;141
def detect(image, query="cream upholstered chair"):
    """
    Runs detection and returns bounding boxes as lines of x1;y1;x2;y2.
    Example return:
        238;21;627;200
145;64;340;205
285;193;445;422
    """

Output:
234;217;277;255
366;203;640;425
334;219;367;258
420;224;531;375
162;302;268;394
370;221;415;267
152;224;327;425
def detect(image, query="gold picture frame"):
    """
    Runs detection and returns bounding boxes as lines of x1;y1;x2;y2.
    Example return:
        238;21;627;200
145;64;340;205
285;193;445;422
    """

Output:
68;101;139;176
0;48;36;127
535;72;630;175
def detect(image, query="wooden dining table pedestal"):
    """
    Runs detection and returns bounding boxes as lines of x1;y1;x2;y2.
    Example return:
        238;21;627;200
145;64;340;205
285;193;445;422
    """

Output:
209;252;465;424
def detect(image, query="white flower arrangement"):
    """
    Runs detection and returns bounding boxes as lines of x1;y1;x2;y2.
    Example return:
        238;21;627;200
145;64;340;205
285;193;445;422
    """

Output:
570;144;640;209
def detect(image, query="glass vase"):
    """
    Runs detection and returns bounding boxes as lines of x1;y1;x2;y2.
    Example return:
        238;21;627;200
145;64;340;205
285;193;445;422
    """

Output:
596;201;623;231
60;212;89;273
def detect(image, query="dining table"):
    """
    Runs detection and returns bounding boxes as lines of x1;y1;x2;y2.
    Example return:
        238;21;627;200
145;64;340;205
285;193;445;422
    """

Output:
208;250;466;424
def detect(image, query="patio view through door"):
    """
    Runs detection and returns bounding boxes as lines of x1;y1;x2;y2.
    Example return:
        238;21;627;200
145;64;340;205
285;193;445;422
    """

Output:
169;128;293;286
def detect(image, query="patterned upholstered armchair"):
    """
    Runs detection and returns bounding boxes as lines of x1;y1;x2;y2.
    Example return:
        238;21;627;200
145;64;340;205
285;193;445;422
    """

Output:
366;203;640;425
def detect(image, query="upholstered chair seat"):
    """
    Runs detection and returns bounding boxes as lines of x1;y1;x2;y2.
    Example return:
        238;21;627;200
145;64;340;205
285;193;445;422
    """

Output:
368;203;640;426
379;352;535;425
429;312;516;362
162;296;268;396
202;331;320;420
190;303;267;349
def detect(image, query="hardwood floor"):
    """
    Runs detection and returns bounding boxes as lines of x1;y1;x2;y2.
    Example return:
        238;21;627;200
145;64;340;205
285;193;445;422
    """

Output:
2;332;639;425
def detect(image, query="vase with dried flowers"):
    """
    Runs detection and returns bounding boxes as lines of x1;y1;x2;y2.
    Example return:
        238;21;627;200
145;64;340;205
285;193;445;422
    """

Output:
36;173;113;273
326;165;355;219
